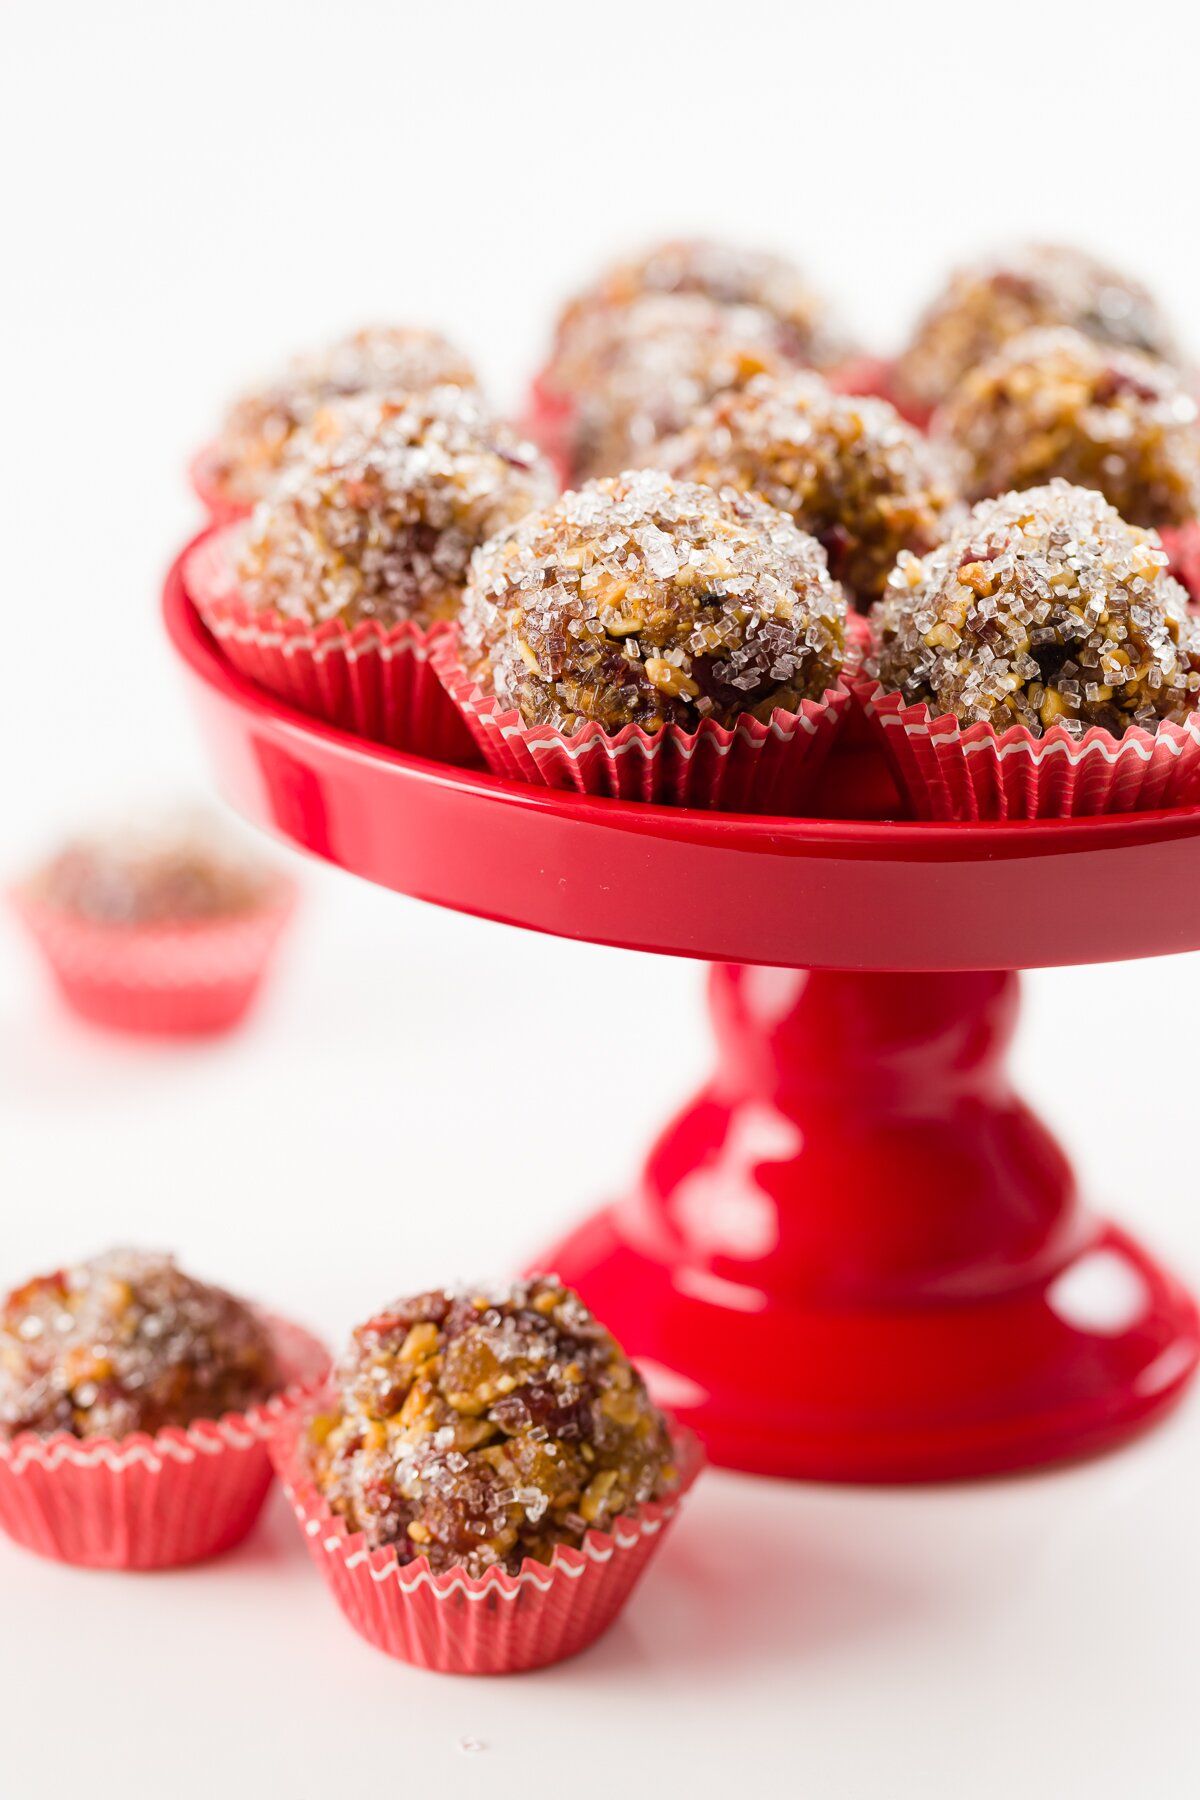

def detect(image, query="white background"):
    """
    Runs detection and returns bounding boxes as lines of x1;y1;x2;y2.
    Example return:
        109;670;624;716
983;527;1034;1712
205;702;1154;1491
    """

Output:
1;3;1198;1794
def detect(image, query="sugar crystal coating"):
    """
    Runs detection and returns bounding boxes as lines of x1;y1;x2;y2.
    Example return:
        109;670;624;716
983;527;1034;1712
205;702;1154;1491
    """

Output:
871;481;1200;737
0;1250;279;1441
554;236;842;367
31;814;275;926
663;372;962;608
310;1278;677;1577
459;469;847;733
893;245;1180;418
210;325;479;505
235;387;556;629
543;292;802;481
933;328;1200;527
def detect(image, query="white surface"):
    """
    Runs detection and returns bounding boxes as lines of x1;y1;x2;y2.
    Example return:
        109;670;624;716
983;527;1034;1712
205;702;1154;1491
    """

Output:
1;3;1198;1794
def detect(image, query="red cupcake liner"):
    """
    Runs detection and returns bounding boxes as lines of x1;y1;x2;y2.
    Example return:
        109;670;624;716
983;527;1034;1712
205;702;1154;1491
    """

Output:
826;354;896;402
189;445;252;526
12;881;296;1037
432;634;851;814
1162;519;1200;608
271;1402;701;1675
520;372;574;489
0;1317;329;1570
184;526;480;764
825;356;931;429
854;677;1200;820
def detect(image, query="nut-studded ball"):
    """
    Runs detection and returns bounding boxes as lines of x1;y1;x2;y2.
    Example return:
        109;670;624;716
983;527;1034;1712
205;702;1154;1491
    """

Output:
310;1278;677;1576
663;372;962;608
459;469;847;734
892;245;1180;420
235;386;556;630
210;325;479;506
0;1250;278;1441
932;328;1200;527
543;292;802;482
871;480;1200;737
554;236;842;369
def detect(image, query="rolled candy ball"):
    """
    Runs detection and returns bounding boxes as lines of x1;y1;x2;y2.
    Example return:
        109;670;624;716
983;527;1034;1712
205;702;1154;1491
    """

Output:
209;324;479;506
892;244;1181;420
871;479;1200;738
310;1277;678;1577
458;468;847;734
234;385;556;630
663;371;962;608
932;327;1200;528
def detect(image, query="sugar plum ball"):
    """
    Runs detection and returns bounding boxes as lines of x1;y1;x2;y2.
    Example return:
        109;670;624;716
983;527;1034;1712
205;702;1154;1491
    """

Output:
31;815;273;926
310;1278;677;1576
542;292;802;481
893;245;1180;420
872;481;1200;737
932;328;1200;527
459;469;846;733
0;1250;278;1440
235;386;555;629
664;372;961;608
208;326;478;506
554;236;842;368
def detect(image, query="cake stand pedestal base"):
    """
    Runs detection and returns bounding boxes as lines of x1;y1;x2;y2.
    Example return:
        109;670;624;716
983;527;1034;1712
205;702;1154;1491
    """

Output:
539;965;1199;1481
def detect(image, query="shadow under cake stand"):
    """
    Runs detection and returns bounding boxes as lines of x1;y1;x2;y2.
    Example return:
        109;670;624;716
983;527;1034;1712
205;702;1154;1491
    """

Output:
165;546;1200;1483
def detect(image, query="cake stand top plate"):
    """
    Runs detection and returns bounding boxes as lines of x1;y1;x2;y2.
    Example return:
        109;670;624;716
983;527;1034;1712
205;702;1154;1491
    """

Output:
165;547;1200;973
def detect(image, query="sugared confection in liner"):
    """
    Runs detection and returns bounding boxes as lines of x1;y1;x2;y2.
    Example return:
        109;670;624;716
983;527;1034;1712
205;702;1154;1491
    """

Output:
32;814;274;926
662;371;962;608
892;244;1181;418
458;468;847;734
210;325;478;504
553;236;842;368
0;1250;278;1441
542;292;802;481
870;480;1200;738
932;328;1200;527
309;1277;677;1578
235;386;556;630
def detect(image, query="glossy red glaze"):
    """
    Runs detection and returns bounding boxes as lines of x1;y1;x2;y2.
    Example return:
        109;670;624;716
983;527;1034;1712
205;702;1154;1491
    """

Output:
542;966;1198;1477
164;543;1200;1479
164;542;1200;976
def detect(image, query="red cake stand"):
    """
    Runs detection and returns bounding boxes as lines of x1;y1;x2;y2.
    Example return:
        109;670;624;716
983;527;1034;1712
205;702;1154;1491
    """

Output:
164;542;1200;1483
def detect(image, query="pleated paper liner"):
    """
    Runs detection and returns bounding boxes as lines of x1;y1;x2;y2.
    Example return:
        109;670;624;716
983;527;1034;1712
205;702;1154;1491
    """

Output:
854;677;1200;821
431;635;852;813
1162;519;1200;608
11;880;296;1037
0;1317;329;1570
189;445;253;526
184;525;481;765
520;372;574;488
270;1402;702;1675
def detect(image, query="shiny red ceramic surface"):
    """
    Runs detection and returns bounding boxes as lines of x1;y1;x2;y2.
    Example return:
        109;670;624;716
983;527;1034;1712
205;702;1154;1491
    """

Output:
164;543;1200;1479
543;965;1198;1478
164;543;1200;976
